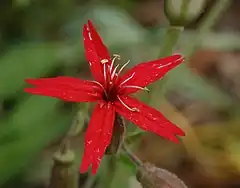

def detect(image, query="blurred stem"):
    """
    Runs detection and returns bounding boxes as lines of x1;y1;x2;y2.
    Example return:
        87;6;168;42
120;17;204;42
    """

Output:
159;26;183;58
149;1;190;107
84;172;96;188
150;25;183;107
105;156;117;188
122;143;142;167
184;0;232;58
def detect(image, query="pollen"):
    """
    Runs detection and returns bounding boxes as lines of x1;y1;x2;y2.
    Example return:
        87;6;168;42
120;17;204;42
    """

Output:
101;59;109;64
113;54;120;58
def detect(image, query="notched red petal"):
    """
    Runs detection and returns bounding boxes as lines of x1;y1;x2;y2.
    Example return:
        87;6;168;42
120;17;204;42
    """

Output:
80;102;115;174
24;77;102;102
118;54;184;94
87;20;111;63
83;24;104;83
114;96;185;143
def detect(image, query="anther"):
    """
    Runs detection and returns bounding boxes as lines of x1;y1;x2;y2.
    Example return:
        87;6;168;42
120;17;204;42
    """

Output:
122;85;150;92
113;54;121;58
101;59;109;64
117;96;140;112
119;73;135;87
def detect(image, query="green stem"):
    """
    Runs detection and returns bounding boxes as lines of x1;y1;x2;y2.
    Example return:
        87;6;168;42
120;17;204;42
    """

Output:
159;0;193;57
149;1;191;106
122;143;142;167
105;156;117;188
150;26;183;107
184;0;232;57
83;173;97;188
159;26;183;58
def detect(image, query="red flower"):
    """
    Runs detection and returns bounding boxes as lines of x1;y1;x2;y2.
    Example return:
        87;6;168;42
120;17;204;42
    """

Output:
24;20;185;174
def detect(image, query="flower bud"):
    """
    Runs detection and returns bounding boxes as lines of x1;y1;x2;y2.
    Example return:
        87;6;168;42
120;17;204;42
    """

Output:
105;113;126;155
164;0;206;26
136;163;188;188
48;147;78;188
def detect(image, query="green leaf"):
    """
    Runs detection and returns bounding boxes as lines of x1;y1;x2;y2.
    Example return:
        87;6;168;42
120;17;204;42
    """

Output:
63;5;148;66
164;64;232;107
97;157;134;188
0;96;60;140
109;160;135;188
118;153;136;172
0;96;74;185
146;63;232;108
0;113;73;186
64;5;146;46
125;131;144;145
0;43;63;97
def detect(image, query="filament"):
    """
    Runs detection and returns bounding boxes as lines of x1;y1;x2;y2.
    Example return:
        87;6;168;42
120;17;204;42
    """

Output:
119;73;135;87
118;60;130;76
89;81;107;97
103;64;107;83
111;64;120;80
117;96;139;112
122;85;150;92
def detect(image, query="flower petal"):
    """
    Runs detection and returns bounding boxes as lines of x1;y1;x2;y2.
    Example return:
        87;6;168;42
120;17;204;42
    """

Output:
83;24;104;83
87;20;111;63
115;96;185;143
118;54;184;94
80;102;115;174
24;76;102;102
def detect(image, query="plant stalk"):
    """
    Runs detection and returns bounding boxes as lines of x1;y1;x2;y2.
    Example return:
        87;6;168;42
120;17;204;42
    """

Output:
122;143;143;167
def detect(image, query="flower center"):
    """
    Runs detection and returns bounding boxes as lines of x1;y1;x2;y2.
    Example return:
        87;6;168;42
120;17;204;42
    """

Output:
103;85;118;102
96;54;149;104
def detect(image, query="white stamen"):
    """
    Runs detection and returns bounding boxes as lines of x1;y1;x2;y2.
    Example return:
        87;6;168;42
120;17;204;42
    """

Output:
89;81;107;97
117;96;139;112
111;64;119;80
101;59;109;64
113;54;121;57
122;85;150;92
110;54;120;73
118;60;130;76
119;73;135;87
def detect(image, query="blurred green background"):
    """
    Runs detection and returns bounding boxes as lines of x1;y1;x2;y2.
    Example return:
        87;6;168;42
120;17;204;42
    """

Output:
0;0;240;188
